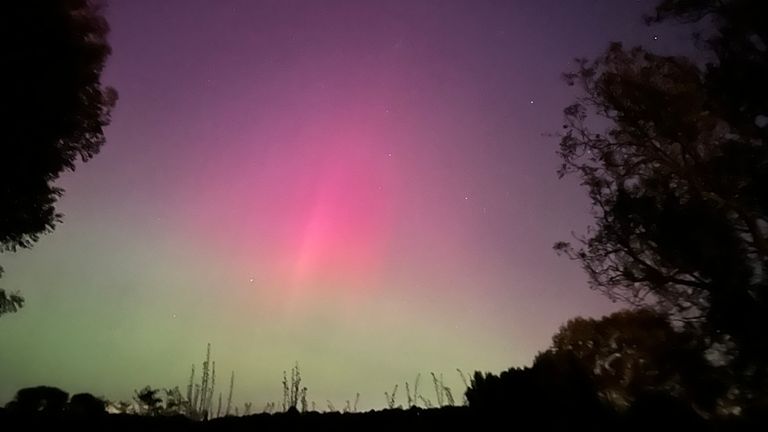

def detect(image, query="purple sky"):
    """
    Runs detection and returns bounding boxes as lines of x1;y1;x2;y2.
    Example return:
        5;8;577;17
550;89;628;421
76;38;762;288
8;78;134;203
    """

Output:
0;0;693;410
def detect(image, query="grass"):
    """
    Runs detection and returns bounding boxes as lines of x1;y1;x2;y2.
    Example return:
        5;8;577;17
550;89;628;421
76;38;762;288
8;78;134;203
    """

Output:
119;343;471;417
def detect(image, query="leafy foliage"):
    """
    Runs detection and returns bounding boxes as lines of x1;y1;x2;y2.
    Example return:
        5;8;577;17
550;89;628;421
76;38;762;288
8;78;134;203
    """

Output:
133;386;163;416
0;288;24;316
555;0;768;395
2;0;117;252
1;0;117;315
548;309;725;411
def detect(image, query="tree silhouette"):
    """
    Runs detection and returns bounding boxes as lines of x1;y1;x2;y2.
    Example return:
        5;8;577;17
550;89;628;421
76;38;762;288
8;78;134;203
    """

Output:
466;351;605;426
548;309;724;412
134;386;162;416
0;280;24;316
0;0;117;314
555;0;768;399
5;386;69;415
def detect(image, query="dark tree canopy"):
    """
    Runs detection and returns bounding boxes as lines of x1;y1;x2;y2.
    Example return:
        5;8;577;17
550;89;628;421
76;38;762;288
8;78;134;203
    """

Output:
547;309;723;411
5;386;69;415
651;1;768;140
0;0;116;314
555;0;767;395
1;0;116;251
466;351;605;426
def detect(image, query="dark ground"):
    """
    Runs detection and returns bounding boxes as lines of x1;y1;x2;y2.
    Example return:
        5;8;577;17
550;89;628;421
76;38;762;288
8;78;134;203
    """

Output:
2;405;766;432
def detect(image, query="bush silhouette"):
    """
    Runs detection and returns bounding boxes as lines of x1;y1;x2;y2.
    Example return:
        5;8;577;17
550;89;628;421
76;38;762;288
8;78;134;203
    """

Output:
466;351;606;426
5;386;69;415
68;393;106;416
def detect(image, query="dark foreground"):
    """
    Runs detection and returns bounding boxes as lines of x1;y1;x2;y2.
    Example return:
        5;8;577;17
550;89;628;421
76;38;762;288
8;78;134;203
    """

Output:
2;406;767;432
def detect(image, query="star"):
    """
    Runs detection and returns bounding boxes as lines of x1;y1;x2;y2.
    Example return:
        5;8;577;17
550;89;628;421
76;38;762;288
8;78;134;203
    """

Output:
248;277;255;283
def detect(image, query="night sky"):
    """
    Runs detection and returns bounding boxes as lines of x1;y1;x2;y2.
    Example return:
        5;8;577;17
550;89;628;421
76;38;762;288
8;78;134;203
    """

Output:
1;0;691;410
